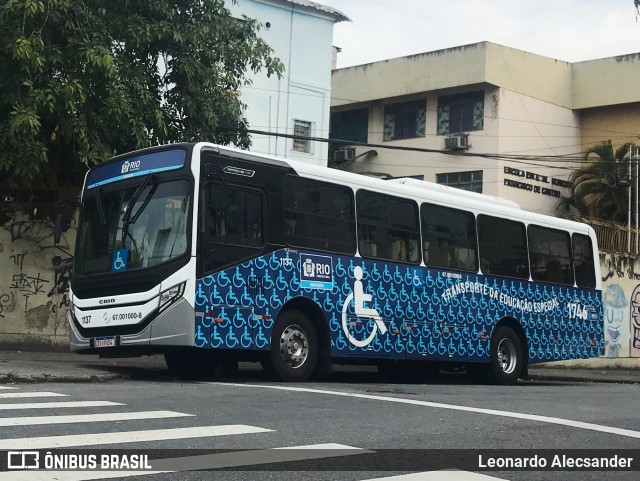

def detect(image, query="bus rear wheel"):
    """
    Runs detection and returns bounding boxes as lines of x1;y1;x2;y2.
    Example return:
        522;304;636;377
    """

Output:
488;326;523;385
267;310;318;382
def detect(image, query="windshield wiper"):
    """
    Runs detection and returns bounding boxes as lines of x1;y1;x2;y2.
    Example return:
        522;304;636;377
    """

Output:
95;188;107;226
121;174;157;245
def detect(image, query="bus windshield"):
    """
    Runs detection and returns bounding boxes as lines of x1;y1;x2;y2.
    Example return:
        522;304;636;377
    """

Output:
75;179;191;275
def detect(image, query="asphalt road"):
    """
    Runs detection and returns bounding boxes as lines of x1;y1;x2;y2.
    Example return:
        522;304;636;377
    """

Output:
0;367;638;480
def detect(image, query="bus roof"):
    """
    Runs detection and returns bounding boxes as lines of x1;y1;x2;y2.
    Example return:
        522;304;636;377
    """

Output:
195;143;594;236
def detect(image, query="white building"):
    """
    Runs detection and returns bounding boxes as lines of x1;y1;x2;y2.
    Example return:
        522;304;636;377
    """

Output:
227;0;349;166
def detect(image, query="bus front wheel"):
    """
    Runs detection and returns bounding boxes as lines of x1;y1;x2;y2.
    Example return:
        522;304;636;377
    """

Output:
267;309;318;382
488;326;523;385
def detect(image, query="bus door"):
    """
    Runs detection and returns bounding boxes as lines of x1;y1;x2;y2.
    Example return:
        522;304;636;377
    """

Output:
198;178;266;351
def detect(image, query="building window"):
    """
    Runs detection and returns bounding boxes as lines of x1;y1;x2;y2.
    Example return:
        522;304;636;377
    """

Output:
437;91;484;135
436;170;483;193
330;108;369;143
383;100;426;141
293;119;313;153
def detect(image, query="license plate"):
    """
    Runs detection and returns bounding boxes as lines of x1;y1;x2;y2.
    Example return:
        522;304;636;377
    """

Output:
94;337;116;348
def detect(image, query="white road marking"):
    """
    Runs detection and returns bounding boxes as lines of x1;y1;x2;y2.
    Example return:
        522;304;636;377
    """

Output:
0;443;365;480
0;410;192;427
0;424;273;449
363;472;507;481
0;392;68;399
0;401;123;411
214;382;640;440
0;386;17;390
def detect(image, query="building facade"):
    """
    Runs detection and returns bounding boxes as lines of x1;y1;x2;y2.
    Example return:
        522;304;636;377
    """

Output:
330;42;640;212
227;0;348;166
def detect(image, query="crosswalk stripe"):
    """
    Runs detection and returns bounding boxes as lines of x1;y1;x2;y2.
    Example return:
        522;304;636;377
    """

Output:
361;471;508;480
0;424;273;449
0;443;366;480
0;386;18;390
0;410;192;427
129;443;366;473
0;401;124;411
0;392;68;399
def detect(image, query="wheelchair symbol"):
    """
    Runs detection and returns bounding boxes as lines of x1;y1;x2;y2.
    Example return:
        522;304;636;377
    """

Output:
341;266;387;348
112;249;128;272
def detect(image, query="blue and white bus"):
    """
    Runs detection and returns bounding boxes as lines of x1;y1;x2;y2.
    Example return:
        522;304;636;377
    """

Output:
65;142;603;385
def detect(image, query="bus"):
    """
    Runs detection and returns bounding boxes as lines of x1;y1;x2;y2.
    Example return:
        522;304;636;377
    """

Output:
63;142;603;385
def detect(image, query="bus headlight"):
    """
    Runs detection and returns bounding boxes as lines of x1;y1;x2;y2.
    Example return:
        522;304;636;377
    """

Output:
159;282;186;313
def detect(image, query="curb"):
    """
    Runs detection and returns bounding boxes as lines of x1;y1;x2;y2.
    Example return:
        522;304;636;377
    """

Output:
526;374;640;384
0;373;126;384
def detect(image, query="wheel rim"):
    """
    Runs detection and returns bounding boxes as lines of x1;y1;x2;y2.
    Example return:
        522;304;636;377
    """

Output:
496;338;517;374
279;324;309;369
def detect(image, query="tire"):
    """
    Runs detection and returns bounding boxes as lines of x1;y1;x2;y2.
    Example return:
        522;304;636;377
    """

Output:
267;309;318;382
487;326;523;385
165;348;218;380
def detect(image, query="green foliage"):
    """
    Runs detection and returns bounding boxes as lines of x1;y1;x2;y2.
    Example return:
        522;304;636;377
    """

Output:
0;0;283;182
558;140;637;222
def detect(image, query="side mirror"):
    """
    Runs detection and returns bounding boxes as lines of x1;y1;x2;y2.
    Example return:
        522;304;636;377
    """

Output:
53;213;63;245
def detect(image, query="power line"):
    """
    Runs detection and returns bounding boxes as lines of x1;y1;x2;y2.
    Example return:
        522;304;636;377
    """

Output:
244;128;640;168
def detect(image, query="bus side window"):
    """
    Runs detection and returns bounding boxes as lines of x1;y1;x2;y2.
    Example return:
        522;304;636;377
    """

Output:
421;202;477;273
546;259;563;283
573;233;596;288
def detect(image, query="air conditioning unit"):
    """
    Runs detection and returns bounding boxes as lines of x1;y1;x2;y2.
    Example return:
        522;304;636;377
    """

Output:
334;148;356;163
444;134;469;151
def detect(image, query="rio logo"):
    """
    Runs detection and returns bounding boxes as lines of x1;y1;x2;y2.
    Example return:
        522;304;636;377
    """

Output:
121;159;141;174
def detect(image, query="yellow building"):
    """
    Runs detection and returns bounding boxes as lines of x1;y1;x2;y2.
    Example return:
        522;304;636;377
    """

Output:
330;42;640;212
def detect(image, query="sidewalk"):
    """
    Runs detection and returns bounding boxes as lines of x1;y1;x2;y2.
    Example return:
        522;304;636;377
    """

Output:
0;350;639;384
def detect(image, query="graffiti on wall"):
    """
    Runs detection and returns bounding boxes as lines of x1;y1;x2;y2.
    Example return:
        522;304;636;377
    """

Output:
47;255;72;312
600;251;640;281
8;252;50;312
630;285;640;357
600;252;640;357
0;293;14;319
602;285;628;357
0;189;80;344
0;207;76;342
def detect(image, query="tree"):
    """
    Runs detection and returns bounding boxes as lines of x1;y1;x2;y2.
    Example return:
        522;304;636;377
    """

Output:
558;140;637;222
0;0;283;183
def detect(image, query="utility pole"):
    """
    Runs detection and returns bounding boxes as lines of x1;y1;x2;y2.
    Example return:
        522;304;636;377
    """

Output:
629;144;632;253
633;144;640;254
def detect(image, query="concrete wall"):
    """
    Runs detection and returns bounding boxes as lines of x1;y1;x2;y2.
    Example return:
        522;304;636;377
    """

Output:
572;53;640;110
496;89;579;211
0;209;75;350
600;251;640;358
580;102;640;152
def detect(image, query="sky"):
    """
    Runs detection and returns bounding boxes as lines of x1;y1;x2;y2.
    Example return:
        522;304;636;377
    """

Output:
327;0;640;68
